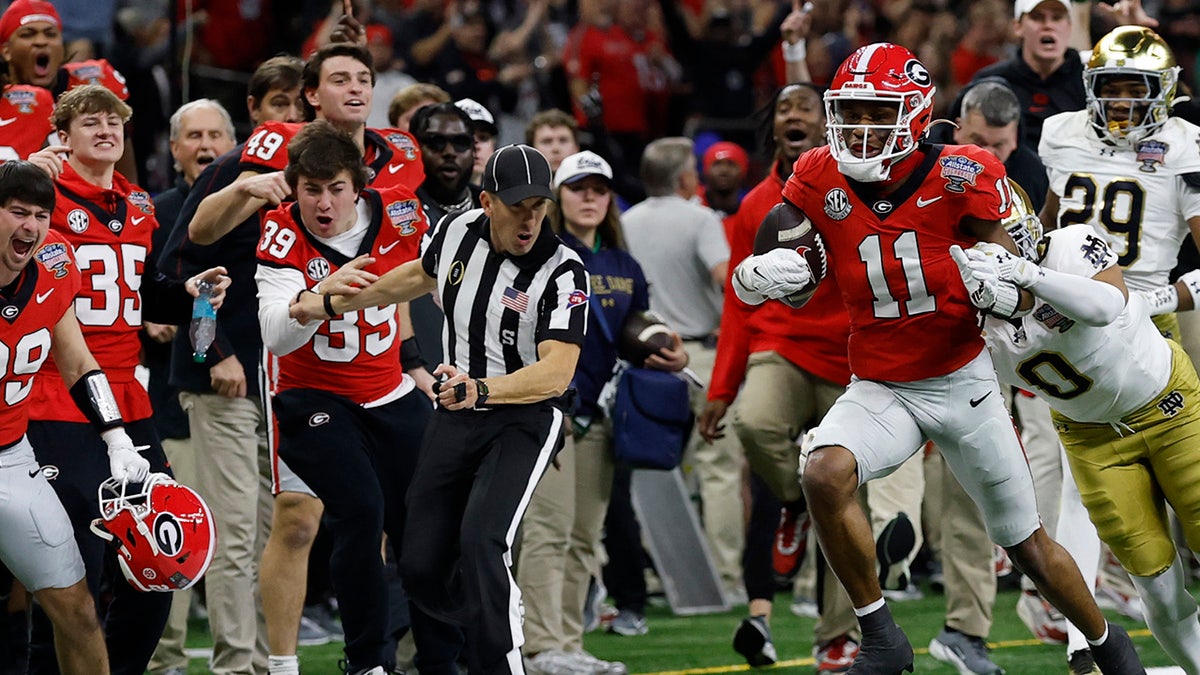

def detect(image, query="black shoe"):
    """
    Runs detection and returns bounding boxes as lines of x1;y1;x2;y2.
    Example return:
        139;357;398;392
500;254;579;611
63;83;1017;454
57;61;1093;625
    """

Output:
733;616;777;667
1090;623;1147;675
1069;649;1101;675
876;513;917;590
846;619;914;675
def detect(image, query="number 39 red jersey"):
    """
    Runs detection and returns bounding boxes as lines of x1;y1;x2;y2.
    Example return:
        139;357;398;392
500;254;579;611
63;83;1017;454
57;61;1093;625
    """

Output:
30;163;158;423
782;144;1012;382
258;186;428;404
0;231;81;446
241;121;425;192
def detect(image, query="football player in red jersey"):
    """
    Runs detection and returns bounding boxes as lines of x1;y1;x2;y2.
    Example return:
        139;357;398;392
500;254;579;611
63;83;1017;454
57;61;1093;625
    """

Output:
255;121;454;675
24;85;229;675
0;0;135;174
732;43;1146;674
189;41;423;246
0;160;113;675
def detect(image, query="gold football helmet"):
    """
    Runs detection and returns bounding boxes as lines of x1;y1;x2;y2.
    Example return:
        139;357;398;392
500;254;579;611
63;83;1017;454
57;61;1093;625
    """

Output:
1002;179;1043;261
1085;26;1179;145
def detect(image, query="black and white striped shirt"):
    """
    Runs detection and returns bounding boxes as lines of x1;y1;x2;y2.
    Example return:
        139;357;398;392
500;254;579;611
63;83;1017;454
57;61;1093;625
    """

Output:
421;208;589;378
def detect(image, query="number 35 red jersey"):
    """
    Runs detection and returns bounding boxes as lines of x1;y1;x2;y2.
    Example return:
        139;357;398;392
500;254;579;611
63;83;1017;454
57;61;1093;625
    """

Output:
258;186;428;404
0;231;81;446
31;163;158;422
782;144;1012;382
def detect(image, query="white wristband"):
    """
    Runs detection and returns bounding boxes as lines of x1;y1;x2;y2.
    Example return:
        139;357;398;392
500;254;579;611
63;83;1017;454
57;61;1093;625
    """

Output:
1179;270;1200;310
989;281;1028;320
782;39;807;63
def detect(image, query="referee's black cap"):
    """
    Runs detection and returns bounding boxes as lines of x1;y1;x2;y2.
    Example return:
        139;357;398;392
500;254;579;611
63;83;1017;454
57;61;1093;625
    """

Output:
482;144;556;206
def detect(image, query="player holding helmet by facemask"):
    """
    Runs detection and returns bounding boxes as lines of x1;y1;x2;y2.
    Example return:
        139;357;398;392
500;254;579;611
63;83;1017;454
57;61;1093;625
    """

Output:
732;42;1147;674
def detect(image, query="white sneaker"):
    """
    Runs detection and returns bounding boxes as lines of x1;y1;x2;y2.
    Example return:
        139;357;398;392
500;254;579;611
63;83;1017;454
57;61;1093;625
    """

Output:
1015;590;1066;644
527;650;593;675
571;650;628;675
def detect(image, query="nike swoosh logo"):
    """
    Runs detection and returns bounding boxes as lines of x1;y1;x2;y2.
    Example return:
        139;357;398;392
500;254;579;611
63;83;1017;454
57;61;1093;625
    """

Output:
916;196;942;208
131;216;145;225
379;241;400;254
35;288;54;304
969;391;992;408
387;163;404;174
28;468;40;478
0;118;17;127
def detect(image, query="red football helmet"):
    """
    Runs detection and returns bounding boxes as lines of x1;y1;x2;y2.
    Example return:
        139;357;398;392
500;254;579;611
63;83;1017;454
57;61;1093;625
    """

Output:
824;43;936;182
90;473;216;592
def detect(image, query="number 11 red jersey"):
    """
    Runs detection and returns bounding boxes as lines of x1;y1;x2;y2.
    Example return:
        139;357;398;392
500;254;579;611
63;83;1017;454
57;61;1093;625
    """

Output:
782;144;1011;382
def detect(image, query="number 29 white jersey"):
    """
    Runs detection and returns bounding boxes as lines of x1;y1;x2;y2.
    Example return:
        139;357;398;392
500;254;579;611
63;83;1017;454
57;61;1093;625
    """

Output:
983;225;1171;423
1040;111;1200;292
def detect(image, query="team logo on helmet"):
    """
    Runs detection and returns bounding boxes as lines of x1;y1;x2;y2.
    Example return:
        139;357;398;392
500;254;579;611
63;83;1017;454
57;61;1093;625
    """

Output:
938;155;984;193
153;512;185;557
67;209;89;233
306;258;330;281
904;60;931;87
824;188;851;220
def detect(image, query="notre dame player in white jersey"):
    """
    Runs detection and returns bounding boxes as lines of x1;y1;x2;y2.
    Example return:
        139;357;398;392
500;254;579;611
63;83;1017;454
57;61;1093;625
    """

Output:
1039;26;1200;340
951;186;1200;673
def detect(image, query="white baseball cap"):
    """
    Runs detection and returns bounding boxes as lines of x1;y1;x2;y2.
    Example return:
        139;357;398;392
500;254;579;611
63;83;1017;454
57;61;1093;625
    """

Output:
454;98;498;135
1013;0;1071;19
553;151;613;189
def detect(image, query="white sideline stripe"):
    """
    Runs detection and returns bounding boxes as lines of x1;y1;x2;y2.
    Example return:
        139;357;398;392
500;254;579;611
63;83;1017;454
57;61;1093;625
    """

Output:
186;647;214;660
1147;669;1185;674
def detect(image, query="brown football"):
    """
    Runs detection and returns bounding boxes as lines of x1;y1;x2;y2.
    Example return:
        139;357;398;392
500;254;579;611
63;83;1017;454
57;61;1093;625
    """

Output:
619;311;675;365
751;203;827;309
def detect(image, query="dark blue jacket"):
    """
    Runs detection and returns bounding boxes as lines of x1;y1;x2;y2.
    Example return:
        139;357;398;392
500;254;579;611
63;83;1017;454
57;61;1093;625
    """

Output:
560;231;649;417
157;143;264;399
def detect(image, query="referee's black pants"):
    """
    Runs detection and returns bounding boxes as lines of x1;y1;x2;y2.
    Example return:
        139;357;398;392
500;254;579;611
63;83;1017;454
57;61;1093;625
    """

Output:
25;418;173;675
273;387;461;674
402;402;565;675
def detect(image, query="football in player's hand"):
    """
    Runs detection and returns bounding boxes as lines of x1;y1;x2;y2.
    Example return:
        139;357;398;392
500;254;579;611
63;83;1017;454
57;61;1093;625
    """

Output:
752;203;826;308
619;311;674;365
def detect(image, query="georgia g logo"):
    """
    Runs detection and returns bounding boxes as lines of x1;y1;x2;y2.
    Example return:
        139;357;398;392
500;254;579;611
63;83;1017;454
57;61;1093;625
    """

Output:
904;59;931;87
153;512;185;557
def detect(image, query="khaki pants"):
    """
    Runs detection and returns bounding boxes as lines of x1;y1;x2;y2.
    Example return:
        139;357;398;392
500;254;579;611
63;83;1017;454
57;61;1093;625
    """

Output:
518;422;615;654
925;447;995;638
180;392;273;675
683;340;745;593
147;434;196;674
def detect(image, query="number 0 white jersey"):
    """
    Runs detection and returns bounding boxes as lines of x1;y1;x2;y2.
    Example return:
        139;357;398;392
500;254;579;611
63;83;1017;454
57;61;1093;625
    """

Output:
1040;111;1200;292
983;225;1171;423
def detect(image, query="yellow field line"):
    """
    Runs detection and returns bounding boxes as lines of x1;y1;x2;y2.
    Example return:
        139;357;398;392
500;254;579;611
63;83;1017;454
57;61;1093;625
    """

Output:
636;629;1156;675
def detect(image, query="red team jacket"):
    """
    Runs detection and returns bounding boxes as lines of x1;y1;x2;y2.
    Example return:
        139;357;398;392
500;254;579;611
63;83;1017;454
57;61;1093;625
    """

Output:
258;186;428;404
0;231;81;446
241;121;425;192
30;163;158;422
781;145;1011;382
709;164;852;404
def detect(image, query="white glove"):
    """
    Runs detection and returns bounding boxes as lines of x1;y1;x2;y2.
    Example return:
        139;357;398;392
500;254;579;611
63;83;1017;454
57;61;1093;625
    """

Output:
949;245;995;309
734;248;813;300
969;242;1042;288
101;428;150;484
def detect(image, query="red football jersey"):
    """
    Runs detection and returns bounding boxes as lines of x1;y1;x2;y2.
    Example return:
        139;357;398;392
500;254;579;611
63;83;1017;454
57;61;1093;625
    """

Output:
31;163;158;422
0;231;81;445
258;186;428;404
241;121;425;191
781;145;1011;382
0;85;54;161
62;59;129;100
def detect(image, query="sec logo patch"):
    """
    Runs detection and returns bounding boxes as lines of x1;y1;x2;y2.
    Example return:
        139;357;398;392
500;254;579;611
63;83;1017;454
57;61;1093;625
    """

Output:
67;209;89;233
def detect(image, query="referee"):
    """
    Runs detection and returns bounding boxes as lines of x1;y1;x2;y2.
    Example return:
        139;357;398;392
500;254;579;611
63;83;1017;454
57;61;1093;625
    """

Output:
290;144;589;675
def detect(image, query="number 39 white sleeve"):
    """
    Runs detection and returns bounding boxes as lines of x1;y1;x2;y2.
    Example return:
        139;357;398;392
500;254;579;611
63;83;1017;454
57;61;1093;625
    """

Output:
256;264;322;356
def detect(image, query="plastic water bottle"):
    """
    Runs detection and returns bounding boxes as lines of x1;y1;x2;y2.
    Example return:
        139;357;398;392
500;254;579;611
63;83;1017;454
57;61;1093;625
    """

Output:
190;280;217;363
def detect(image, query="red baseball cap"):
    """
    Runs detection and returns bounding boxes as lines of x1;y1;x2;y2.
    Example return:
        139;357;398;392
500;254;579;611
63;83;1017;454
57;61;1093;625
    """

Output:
0;0;60;45
703;141;749;176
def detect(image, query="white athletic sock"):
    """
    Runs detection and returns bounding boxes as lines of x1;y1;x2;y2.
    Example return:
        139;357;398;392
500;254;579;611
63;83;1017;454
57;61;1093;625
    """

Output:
268;654;301;675
1055;445;1101;655
1130;556;1200;675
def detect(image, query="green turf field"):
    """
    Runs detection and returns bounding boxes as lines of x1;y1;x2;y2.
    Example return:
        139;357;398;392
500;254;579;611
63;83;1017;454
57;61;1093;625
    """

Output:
181;584;1181;674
